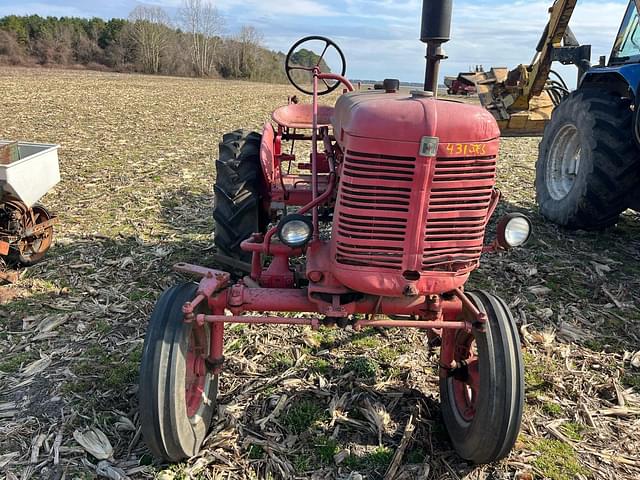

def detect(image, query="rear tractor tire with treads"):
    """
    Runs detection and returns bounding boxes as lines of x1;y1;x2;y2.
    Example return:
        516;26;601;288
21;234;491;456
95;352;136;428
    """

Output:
213;129;269;263
536;88;640;230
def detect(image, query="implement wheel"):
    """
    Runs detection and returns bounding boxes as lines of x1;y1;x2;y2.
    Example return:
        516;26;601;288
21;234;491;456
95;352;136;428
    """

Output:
139;283;218;462
536;88;640;229
213;130;269;263
9;203;54;267
440;290;524;464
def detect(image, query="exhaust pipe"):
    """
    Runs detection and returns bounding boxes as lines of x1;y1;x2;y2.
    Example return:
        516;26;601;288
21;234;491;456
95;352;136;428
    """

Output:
421;0;453;95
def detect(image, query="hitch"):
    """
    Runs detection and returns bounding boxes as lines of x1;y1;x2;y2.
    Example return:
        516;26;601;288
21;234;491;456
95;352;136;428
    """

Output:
174;263;230;325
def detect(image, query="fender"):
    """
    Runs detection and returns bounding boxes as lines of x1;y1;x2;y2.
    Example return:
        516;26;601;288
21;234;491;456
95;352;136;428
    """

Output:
581;64;640;99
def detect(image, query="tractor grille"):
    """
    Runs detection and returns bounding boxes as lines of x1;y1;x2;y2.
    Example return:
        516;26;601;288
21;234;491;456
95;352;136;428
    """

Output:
334;149;496;273
335;150;414;270
422;155;497;271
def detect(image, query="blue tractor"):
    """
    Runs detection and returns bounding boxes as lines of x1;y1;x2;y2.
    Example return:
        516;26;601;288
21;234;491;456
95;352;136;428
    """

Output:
537;0;640;229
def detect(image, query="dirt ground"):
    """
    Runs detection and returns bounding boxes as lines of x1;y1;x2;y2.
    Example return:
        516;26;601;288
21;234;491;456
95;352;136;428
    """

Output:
2;67;640;480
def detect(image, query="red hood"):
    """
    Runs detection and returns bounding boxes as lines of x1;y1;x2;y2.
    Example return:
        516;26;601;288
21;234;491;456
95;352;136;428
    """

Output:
332;90;500;144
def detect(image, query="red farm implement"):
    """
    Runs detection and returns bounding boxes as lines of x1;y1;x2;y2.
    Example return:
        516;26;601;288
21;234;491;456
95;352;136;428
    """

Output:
139;0;531;465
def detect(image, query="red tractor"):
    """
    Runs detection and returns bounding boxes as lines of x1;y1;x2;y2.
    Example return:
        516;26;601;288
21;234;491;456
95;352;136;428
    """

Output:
446;77;477;96
139;0;531;466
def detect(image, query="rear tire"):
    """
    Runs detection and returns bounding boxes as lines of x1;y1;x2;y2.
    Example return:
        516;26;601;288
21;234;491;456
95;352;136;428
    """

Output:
440;290;524;464
139;283;218;462
213;130;268;263
536;88;640;229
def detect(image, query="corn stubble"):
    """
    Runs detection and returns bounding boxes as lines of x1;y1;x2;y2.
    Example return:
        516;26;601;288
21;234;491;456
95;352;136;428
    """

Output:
1;67;640;479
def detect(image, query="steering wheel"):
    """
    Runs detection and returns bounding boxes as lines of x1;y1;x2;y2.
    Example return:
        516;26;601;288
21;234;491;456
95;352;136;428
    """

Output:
285;36;347;96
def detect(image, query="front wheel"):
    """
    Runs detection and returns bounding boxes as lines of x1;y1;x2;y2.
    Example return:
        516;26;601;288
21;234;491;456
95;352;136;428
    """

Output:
440;290;524;464
139;283;218;462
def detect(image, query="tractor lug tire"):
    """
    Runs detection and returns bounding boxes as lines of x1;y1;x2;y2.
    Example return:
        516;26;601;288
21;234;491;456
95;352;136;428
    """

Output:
536;88;640;230
213;129;268;263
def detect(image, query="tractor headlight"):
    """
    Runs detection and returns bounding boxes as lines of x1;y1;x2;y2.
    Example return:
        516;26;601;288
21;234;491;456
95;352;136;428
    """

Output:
497;213;532;249
278;214;313;248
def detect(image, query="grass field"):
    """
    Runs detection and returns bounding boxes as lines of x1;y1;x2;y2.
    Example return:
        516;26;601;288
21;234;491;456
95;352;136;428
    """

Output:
2;67;640;479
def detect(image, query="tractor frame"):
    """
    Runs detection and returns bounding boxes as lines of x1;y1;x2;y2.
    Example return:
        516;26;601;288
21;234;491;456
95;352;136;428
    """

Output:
139;1;528;467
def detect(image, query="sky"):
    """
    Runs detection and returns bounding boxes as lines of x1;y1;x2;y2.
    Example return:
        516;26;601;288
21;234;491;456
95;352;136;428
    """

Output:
0;0;631;84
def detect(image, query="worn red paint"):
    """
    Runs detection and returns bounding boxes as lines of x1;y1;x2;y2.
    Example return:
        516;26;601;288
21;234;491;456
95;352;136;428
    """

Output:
194;314;469;332
173;66;503;380
185;325;208;417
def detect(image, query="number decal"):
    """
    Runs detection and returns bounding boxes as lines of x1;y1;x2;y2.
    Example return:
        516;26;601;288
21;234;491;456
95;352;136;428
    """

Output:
442;143;487;156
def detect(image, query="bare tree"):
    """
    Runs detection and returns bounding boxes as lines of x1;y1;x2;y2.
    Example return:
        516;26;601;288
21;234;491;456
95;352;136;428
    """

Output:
0;30;27;65
34;23;74;65
104;24;137;71
179;0;223;76
216;26;264;79
236;26;262;79
128;5;171;74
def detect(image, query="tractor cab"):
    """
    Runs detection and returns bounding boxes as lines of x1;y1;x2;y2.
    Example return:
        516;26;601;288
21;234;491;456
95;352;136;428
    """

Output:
610;0;640;67
581;0;640;97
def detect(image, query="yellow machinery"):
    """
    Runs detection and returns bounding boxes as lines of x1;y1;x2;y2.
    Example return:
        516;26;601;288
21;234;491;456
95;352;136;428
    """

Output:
474;0;591;136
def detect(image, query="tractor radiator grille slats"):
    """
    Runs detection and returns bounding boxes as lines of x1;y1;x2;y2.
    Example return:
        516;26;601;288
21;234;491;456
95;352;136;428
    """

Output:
334;149;497;273
423;155;497;271
335;151;414;269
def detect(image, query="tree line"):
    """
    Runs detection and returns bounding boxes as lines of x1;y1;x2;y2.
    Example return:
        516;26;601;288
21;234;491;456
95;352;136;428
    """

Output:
0;0;295;83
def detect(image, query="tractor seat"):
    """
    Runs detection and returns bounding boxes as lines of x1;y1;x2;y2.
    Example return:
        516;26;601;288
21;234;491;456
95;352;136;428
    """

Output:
271;104;334;129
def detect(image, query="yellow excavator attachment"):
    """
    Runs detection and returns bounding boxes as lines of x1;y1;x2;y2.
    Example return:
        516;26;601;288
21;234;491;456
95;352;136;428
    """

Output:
474;67;555;137
472;0;588;137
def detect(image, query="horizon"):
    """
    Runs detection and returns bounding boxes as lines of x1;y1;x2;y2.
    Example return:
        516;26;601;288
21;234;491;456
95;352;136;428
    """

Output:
0;0;630;85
